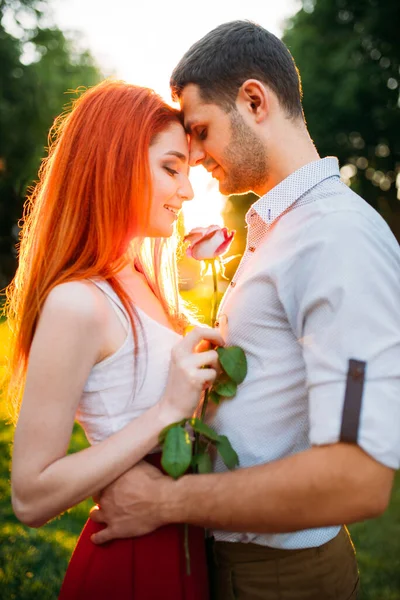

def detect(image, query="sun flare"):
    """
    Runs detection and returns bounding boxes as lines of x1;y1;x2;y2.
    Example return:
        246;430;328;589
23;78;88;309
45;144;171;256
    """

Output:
182;168;225;233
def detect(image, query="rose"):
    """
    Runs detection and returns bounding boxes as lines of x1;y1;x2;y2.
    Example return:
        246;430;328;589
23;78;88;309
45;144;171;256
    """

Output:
184;225;235;260
184;225;235;326
160;222;244;575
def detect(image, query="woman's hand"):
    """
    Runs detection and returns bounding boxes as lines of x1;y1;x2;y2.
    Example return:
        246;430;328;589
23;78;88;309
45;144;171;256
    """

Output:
159;326;224;423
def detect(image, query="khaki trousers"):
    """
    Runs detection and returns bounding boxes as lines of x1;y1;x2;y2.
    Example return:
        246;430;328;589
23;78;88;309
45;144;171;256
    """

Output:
209;527;359;600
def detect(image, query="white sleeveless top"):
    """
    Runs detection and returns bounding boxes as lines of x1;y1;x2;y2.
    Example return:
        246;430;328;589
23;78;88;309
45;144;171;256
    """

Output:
75;279;181;445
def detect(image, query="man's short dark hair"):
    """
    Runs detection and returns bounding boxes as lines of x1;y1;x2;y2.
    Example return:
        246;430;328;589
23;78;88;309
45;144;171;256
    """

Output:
171;20;303;119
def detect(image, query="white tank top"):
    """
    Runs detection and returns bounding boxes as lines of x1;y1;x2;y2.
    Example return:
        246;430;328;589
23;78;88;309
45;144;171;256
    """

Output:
75;279;181;445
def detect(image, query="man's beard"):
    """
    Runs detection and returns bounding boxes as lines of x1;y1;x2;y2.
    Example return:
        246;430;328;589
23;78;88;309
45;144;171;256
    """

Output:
219;110;268;196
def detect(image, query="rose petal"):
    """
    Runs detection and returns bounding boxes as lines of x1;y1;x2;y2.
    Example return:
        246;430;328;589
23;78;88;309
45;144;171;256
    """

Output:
184;225;235;261
214;230;235;257
191;231;226;260
183;225;221;243
184;232;205;246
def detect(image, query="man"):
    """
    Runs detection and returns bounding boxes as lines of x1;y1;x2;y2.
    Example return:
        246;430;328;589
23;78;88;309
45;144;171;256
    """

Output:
90;21;400;599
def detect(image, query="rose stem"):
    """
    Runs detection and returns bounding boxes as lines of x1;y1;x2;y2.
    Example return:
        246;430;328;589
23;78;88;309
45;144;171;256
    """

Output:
200;259;219;422
184;524;191;575
210;260;218;327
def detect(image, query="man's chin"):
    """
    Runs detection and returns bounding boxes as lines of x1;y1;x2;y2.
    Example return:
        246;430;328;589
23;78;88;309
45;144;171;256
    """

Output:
218;179;252;196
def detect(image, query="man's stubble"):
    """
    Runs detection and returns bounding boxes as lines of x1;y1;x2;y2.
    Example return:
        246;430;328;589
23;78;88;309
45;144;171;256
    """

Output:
220;110;268;196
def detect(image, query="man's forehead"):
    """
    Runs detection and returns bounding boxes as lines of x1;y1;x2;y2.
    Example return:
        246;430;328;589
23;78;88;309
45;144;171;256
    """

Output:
181;108;203;135
180;86;215;132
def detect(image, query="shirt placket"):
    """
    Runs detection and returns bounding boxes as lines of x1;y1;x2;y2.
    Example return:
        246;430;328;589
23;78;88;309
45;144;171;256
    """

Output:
217;212;268;317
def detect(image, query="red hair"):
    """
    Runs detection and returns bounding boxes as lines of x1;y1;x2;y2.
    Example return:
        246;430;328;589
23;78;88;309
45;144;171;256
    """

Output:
4;79;186;422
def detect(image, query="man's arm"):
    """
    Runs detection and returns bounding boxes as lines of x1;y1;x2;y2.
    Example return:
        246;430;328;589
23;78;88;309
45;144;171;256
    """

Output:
170;443;393;531
90;441;394;544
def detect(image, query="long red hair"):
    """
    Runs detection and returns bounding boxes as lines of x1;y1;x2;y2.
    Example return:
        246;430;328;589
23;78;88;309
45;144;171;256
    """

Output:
4;79;187;422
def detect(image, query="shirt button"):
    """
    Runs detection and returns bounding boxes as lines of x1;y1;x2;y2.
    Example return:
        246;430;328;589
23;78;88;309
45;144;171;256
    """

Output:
230;281;236;287
249;246;256;252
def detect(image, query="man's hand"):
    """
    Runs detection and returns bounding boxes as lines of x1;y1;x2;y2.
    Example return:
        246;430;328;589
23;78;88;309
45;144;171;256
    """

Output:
89;460;173;544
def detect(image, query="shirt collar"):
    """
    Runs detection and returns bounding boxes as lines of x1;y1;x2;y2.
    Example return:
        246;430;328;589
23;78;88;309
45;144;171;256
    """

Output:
246;157;340;226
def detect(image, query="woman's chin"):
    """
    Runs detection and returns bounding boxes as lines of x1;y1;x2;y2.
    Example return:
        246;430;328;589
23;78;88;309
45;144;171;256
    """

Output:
144;225;175;239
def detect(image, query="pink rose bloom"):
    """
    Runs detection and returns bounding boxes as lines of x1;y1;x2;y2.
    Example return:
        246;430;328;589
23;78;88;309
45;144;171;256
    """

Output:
184;225;235;260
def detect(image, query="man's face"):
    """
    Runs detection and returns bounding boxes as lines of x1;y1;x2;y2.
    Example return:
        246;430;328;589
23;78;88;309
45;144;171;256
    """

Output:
180;84;267;196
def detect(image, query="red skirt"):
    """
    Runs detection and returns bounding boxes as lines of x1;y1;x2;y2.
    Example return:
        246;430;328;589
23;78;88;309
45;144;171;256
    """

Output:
58;454;209;600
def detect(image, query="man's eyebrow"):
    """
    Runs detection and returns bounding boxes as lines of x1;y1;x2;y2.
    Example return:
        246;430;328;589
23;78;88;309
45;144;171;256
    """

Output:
164;150;188;162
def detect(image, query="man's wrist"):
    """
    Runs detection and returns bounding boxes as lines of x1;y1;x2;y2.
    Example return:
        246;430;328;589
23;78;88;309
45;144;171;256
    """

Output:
159;474;192;525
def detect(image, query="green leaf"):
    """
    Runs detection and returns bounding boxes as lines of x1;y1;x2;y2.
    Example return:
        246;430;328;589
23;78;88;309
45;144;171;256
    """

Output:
214;376;237;397
189;418;220;441
158;419;188;444
216;435;239;470
209;390;221;405
191;451;213;474
217;346;247;384
161;425;192;479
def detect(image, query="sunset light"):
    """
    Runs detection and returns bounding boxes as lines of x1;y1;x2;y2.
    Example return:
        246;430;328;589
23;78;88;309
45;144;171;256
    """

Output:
183;168;226;232
2;1;400;598
47;0;299;234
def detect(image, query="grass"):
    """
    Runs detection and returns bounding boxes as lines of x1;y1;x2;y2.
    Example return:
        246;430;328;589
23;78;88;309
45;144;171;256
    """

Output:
350;483;400;599
1;416;399;599
0;419;91;599
0;321;399;599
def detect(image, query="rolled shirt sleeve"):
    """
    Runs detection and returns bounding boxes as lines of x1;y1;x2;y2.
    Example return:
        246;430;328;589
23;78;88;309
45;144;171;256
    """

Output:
289;209;400;468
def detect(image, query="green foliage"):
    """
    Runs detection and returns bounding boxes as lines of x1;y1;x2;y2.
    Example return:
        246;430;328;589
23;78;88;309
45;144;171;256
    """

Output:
189;417;220;441
209;390;221;405
217;346;247;384
215;435;239;470
159;341;247;477
1;416;399;598
191;450;213;474
209;346;247;403
159;417;239;479
0;0;102;288
158;418;187;444
160;425;192;479
0;419;92;599
283;0;400;241
222;192;257;280
221;0;400;266
213;376;237;397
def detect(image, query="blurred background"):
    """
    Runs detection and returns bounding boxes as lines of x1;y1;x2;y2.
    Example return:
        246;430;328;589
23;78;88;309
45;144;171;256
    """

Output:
0;0;399;598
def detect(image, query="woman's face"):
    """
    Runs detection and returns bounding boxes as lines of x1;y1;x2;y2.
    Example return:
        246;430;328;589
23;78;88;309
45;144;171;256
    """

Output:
146;122;193;237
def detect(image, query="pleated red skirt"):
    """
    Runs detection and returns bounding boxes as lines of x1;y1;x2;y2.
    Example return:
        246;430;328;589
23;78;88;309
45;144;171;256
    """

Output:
58;454;209;600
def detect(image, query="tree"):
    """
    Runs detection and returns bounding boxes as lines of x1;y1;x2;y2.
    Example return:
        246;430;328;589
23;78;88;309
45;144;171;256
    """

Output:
283;0;400;241
222;0;400;265
0;0;102;288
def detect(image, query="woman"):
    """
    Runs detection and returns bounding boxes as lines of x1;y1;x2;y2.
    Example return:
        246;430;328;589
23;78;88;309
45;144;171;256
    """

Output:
6;80;223;599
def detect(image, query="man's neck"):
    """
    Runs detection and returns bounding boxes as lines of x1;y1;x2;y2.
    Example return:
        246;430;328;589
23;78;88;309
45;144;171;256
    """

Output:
257;122;320;197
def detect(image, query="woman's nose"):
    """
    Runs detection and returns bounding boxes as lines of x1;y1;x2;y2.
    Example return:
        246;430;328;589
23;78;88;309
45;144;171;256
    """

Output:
178;178;194;202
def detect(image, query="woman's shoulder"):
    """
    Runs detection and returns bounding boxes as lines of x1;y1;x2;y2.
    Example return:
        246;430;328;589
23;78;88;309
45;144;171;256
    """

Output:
42;280;108;329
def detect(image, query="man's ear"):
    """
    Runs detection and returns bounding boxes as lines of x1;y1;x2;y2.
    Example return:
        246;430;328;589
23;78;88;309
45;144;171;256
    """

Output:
237;79;269;123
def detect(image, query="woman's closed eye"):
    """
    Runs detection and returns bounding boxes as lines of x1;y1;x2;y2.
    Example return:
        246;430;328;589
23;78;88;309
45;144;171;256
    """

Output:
164;166;179;176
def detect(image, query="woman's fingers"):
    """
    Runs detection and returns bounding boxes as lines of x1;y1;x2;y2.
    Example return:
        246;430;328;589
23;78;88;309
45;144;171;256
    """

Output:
191;349;219;369
197;367;218;385
161;326;223;421
195;339;213;353
179;326;224;354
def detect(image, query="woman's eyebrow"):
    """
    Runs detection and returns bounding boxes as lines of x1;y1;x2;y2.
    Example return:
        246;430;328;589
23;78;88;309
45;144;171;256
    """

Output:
164;150;188;162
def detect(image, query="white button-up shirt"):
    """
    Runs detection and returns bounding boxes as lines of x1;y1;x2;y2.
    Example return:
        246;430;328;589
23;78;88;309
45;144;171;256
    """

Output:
210;157;400;549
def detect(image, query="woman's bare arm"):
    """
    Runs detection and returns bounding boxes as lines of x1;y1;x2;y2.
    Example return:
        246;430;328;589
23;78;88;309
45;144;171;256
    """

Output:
11;281;222;527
